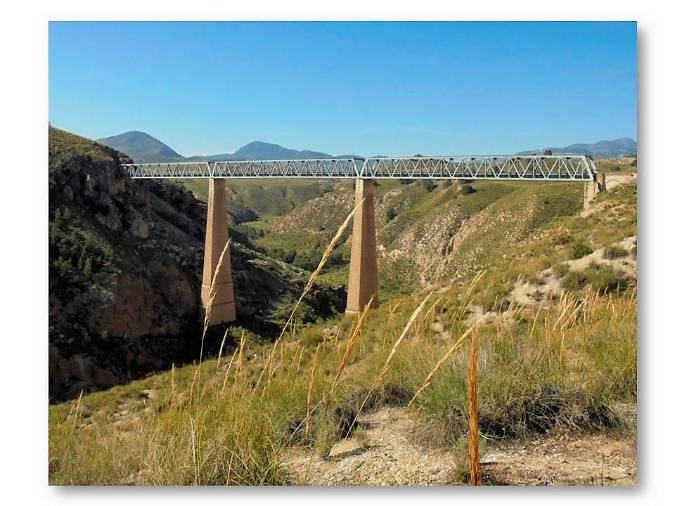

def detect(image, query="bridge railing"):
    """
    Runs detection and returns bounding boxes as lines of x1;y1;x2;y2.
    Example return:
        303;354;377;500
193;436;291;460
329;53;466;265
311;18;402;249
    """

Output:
361;156;596;181
121;155;596;181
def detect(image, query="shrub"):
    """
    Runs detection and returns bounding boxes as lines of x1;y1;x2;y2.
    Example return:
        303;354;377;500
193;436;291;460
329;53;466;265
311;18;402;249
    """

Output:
603;245;627;260
459;184;477;196
553;233;572;246
386;207;398;221
552;263;570;277
562;270;587;291
570;240;593;259
420;180;436;192
563;264;628;294
588;264;628;294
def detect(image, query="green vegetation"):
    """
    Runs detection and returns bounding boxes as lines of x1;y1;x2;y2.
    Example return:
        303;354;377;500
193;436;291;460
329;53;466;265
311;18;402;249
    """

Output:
49;126;637;485
50;206;115;287
594;157;638;174
603;245;628;259
181;179;338;218
49;127;120;171
49;277;636;484
563;263;630;294
571;240;593;259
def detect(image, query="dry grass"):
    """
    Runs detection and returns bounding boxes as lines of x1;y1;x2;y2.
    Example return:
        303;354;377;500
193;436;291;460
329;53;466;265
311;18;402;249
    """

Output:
468;325;480;486
306;343;321;439
200;238;231;362
251;197;365;398
349;291;433;431
48;187;637;485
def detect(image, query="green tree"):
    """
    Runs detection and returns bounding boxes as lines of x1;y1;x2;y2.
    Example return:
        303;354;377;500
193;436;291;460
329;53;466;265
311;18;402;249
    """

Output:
83;257;93;277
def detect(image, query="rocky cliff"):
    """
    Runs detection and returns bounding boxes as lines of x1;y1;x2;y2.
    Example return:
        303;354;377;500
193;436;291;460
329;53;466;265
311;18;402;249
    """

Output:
49;127;345;401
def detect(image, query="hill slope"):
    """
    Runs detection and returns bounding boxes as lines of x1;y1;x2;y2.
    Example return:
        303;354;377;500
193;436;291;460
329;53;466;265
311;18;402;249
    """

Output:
49;178;637;485
518;138;636;157
247;178;586;296
97;131;185;162
191;141;337;161
49;127;345;401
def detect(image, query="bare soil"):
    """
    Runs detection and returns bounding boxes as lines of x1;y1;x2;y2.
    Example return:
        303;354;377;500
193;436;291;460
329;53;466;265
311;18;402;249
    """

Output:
280;406;636;486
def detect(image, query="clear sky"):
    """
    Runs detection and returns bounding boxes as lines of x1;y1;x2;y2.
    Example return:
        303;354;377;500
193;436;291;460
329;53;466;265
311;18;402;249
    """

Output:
49;21;636;157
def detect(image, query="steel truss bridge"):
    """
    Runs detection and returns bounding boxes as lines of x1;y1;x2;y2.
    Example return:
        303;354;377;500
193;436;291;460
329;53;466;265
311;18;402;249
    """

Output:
121;155;597;181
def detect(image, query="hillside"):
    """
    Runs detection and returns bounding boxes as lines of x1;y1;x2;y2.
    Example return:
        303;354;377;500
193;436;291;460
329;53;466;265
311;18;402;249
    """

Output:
518;138;637;157
246;178;586;297
49;127;345;401
49;178;637;485
97;131;185;162
189;140;339;161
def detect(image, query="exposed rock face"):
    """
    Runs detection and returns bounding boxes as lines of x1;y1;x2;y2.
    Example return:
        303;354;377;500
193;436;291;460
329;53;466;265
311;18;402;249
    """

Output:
49;127;345;401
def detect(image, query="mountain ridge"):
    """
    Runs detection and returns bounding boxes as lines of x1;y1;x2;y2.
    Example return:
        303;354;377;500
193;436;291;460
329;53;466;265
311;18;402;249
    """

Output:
97;131;185;163
98;130;637;163
517;137;637;158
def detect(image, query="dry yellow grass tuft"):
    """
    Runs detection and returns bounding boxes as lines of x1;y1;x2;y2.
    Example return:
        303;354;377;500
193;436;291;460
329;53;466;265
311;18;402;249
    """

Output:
200;237;232;362
468;324;480;486
350;291;434;430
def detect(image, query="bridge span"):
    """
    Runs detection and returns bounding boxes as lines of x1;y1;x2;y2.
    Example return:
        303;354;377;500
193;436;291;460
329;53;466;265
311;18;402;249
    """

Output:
121;155;601;325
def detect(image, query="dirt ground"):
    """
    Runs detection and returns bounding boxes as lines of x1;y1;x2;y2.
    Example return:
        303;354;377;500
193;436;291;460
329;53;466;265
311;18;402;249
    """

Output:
280;406;637;486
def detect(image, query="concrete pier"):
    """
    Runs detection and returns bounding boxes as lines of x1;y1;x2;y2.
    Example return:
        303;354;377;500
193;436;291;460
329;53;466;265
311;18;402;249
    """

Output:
201;178;236;324
583;173;607;209
346;178;379;314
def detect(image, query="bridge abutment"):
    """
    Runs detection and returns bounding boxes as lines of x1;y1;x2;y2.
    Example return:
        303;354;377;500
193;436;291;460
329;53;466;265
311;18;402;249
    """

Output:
346;178;379;314
583;173;607;209
201;178;236;324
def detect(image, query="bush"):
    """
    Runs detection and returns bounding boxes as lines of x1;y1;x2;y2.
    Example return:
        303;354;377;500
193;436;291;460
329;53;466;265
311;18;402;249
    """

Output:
570;240;593;259
588;264;629;294
552;263;570;277
459;184;476;196
420;180;436;192
563;263;628;294
553;233;572;246
562;270;587;291
386;207;398;221
603;245;627;260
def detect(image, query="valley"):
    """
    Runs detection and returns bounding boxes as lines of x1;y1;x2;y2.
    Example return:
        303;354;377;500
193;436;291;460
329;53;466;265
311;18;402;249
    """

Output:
48;127;637;485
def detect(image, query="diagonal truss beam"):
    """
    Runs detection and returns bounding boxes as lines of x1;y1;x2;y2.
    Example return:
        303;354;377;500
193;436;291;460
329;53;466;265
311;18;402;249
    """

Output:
121;155;597;182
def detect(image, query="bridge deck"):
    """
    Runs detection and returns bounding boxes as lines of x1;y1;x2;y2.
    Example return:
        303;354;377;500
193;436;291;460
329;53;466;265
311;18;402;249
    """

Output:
121;155;596;181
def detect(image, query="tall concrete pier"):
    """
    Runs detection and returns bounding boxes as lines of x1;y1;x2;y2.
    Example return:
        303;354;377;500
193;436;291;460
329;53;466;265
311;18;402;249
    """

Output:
583;173;607;209
123;155;598;326
201;179;236;324
346;178;379;314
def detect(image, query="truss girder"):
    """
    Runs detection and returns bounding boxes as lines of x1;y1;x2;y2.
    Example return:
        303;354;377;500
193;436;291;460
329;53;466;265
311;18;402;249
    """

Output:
121;155;596;182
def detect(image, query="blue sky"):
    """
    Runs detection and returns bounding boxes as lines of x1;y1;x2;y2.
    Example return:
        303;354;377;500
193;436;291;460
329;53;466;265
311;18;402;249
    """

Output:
49;21;636;157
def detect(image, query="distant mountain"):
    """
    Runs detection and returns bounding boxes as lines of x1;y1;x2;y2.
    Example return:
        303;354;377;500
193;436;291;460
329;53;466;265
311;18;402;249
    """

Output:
192;141;335;161
517;138;637;158
97;131;185;163
98;131;357;162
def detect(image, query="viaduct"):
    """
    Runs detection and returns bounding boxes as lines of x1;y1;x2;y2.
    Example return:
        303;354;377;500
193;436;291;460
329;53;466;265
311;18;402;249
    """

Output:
122;155;600;325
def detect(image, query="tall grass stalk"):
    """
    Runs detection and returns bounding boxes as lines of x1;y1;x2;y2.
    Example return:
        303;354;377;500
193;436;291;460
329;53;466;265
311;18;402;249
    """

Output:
350;291;433;430
306;343;321;439
325;295;375;407
200;238;231;363
407;325;474;407
251;197;365;399
216;328;229;369
468;324;480;486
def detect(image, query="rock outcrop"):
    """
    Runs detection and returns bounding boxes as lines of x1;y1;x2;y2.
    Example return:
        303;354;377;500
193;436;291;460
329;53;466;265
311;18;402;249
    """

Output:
49;127;345;401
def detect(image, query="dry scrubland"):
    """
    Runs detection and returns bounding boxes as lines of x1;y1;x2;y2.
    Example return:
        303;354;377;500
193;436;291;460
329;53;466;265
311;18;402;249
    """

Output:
49;183;637;485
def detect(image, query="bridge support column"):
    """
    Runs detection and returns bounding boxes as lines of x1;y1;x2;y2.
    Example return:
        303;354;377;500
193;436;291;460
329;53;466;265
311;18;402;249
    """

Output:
583;173;607;209
201;178;236;324
346;178;378;314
